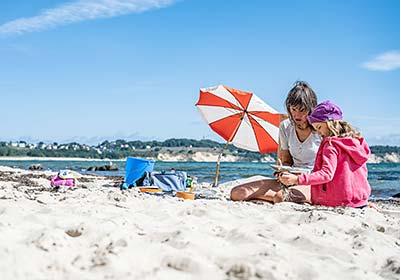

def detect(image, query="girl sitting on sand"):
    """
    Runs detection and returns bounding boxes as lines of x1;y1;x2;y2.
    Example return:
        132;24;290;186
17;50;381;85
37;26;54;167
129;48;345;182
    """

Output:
277;100;371;208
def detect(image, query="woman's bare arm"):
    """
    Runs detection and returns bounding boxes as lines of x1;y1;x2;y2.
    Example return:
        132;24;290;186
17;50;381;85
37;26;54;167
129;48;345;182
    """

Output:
278;149;293;166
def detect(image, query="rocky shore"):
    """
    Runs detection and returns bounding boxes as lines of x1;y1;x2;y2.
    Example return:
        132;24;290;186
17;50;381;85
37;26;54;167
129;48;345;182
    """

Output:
368;152;400;163
156;152;400;163
156;151;276;162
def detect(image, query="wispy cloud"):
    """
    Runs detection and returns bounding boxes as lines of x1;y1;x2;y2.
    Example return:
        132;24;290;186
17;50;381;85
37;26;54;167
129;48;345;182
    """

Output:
0;0;178;36
362;50;400;71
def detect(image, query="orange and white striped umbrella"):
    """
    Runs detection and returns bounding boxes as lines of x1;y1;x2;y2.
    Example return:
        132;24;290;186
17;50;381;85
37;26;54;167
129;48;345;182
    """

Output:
196;85;280;154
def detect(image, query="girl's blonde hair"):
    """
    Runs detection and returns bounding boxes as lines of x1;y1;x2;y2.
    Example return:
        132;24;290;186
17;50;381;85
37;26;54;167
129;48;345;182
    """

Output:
326;120;361;139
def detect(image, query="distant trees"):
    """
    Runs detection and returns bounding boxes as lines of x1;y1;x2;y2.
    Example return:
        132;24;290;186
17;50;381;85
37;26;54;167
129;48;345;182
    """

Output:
0;146;26;156
0;139;397;160
370;145;400;156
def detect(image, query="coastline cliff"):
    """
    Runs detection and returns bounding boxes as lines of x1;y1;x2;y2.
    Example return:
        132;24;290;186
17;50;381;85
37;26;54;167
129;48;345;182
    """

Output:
155;151;399;163
0;151;400;163
1;140;400;163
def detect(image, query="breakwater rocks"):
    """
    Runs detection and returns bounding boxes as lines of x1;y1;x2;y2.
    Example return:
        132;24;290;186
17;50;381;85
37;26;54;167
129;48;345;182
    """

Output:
87;164;119;171
28;164;44;170
368;153;400;164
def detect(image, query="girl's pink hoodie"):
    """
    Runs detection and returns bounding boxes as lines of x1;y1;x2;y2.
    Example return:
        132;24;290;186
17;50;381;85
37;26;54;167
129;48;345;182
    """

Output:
298;137;371;207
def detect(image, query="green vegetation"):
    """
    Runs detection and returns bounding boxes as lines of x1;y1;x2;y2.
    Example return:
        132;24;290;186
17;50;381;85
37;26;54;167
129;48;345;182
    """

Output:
0;139;398;161
370;145;400;156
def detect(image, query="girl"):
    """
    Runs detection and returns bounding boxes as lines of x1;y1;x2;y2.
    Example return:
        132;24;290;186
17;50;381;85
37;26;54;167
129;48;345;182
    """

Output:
278;100;371;207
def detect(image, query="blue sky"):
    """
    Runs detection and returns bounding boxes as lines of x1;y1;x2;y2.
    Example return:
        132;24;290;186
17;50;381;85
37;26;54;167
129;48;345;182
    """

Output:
1;0;399;146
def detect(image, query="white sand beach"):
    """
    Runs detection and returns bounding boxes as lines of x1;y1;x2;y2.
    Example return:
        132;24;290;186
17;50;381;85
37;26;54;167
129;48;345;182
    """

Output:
0;166;399;280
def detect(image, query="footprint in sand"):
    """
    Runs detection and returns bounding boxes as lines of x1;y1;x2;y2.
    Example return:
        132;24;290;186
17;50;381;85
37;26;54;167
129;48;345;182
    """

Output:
65;228;83;238
351;235;366;250
31;230;69;252
181;207;207;217
65;224;85;238
91;246;110;267
163;255;198;272
91;240;126;267
147;230;189;249
225;228;256;243
107;191;127;202
225;261;254;279
72;239;128;270
380;257;400;278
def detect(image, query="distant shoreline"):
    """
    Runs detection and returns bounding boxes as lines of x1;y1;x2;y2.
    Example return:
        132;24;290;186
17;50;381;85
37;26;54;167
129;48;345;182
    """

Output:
0;153;400;163
0;157;125;162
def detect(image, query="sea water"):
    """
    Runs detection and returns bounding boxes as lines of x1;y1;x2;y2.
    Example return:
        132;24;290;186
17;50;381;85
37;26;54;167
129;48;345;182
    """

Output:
1;160;399;198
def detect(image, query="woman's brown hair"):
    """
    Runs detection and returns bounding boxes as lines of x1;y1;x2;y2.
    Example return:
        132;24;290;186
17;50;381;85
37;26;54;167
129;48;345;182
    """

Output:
285;81;318;120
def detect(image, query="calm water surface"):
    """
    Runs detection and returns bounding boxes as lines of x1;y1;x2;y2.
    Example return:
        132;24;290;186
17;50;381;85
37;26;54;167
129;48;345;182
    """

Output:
1;160;399;198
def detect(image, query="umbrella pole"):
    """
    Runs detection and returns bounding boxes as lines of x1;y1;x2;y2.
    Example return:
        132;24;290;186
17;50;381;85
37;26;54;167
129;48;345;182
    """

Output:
212;154;222;188
212;141;230;188
212;113;245;188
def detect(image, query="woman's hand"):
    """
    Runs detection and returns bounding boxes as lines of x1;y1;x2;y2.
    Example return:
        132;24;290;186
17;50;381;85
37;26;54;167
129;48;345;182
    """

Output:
279;172;299;186
273;159;283;177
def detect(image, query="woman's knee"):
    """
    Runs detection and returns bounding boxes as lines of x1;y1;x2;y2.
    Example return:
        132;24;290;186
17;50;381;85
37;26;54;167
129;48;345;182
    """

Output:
230;186;249;201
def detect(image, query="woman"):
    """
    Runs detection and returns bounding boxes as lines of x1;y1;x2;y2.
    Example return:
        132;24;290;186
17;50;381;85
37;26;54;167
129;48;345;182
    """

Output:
230;81;321;202
277;100;371;207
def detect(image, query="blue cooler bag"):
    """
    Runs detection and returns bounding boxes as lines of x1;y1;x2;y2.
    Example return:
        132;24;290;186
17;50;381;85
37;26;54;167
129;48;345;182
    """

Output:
125;157;155;186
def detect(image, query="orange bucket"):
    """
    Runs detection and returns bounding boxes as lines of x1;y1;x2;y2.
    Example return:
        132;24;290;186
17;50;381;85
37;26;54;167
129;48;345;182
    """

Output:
176;191;195;200
139;187;163;193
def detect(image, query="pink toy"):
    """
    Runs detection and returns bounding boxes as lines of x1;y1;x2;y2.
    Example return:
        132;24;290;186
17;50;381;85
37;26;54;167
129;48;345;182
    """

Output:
50;175;75;187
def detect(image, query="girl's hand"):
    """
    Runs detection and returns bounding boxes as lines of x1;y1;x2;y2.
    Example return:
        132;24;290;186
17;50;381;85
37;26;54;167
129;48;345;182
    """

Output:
279;172;298;186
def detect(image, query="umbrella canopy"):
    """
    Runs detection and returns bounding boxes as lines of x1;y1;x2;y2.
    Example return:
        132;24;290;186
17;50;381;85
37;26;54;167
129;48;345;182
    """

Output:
196;85;281;154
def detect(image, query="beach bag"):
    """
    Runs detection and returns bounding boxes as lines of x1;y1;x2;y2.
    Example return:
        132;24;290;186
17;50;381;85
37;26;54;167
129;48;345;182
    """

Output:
125;157;155;186
138;170;188;192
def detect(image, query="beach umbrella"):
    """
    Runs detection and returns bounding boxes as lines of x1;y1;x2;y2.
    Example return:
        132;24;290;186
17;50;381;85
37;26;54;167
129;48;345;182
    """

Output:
196;85;282;186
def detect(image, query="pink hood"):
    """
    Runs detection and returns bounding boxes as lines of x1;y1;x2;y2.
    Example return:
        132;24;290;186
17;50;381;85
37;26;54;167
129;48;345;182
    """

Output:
327;137;370;166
